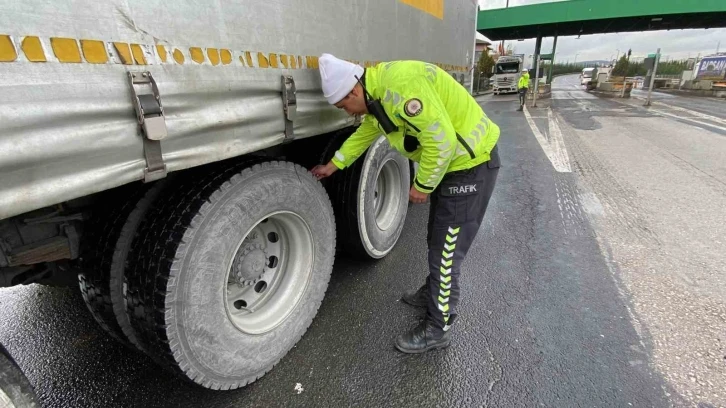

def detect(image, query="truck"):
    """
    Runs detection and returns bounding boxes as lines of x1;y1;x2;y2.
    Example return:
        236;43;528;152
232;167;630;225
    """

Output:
0;0;478;397
580;67;596;86
492;55;524;95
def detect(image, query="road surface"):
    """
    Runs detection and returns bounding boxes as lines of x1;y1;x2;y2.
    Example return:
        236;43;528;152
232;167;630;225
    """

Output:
1;74;724;408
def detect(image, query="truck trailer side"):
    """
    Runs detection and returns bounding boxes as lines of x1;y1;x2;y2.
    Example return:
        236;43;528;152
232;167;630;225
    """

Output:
0;0;478;391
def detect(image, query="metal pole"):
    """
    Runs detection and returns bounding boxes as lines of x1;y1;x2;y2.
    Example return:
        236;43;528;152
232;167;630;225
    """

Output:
548;35;558;84
620;53;630;98
532;36;542;108
645;48;660;107
533;56;541;108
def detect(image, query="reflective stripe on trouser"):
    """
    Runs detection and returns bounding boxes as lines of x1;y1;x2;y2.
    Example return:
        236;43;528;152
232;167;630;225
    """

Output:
426;145;500;331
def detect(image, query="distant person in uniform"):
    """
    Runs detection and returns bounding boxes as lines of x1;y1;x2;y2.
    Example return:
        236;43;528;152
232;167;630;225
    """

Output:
517;70;530;111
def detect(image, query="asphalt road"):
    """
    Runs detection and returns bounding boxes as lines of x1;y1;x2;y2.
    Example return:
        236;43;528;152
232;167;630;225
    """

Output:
2;75;724;407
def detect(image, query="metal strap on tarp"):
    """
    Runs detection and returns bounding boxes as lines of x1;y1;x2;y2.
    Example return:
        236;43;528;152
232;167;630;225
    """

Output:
129;71;168;182
281;75;297;141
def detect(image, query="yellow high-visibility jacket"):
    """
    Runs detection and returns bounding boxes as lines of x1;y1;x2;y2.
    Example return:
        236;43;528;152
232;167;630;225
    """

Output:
518;73;530;89
331;61;500;193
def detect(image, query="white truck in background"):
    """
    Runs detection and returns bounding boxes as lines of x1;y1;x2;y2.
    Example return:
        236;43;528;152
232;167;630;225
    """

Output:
492;55;524;95
0;0;477;398
580;67;596;86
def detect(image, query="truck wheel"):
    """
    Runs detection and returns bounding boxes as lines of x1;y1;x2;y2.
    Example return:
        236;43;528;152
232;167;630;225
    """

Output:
322;134;409;259
78;181;168;347
0;344;40;408
124;161;335;390
78;184;150;345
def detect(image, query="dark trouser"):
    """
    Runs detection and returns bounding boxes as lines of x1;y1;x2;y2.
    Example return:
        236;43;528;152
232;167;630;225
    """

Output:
425;145;501;331
519;88;527;106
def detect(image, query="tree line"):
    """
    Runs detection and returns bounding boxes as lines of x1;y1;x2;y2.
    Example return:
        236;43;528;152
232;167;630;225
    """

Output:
474;52;691;79
546;58;690;77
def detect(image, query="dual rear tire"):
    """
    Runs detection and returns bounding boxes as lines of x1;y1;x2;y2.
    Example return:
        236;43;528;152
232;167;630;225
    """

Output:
77;139;410;389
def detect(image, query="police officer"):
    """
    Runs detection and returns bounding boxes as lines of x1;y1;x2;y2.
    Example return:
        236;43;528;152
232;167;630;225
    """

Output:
311;54;500;354
517;69;530;111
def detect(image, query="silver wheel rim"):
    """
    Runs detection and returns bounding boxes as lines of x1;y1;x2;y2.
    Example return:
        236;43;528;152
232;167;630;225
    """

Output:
224;211;314;335
373;158;402;231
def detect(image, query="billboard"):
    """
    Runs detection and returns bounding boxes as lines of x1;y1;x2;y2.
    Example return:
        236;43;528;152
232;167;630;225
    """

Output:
696;56;726;80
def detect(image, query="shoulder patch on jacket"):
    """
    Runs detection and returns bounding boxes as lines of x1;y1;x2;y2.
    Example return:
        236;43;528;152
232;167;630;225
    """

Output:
404;98;423;117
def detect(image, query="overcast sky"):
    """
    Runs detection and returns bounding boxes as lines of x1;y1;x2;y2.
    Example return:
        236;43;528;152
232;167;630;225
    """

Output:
478;0;725;63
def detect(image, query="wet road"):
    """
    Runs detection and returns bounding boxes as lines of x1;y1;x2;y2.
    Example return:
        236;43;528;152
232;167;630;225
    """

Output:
4;75;725;407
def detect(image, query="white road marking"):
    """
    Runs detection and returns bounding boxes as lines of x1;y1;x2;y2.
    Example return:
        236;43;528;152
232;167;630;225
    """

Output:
647;100;726;126
548;108;573;172
523;105;572;172
647;108;726;132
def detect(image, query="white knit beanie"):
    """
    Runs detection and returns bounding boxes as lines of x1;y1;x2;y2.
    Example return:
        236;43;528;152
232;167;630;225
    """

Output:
319;53;364;104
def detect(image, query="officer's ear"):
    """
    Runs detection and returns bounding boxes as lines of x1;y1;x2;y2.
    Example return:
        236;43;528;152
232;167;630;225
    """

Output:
350;83;365;99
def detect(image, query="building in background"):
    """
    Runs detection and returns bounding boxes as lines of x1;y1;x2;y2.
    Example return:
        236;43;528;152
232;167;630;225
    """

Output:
475;32;492;63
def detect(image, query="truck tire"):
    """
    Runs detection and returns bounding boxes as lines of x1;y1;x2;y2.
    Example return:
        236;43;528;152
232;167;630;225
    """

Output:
78;181;168;347
78;184;149;345
0;344;40;408
124;161;335;390
322;134;409;259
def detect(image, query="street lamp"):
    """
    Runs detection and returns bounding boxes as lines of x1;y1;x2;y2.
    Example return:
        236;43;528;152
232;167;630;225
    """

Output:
574;52;580;64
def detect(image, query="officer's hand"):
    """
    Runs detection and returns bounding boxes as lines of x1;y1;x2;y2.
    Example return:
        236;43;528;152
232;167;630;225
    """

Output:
409;186;429;204
311;162;338;180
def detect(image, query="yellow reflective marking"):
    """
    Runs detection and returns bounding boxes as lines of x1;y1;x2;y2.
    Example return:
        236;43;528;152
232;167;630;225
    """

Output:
173;48;185;64
113;42;133;65
0;35;17;62
80;40;107;64
220;49;232;65
130;44;146;65
207;48;220;66
399;0;443;19
269;53;279;68
1;34;469;72
257;52;269;68
51;37;81;63
21;36;46;62
156;45;168;63
190;47;204;64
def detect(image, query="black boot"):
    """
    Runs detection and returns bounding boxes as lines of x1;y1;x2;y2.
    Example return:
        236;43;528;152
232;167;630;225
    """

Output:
395;319;451;354
401;282;428;308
